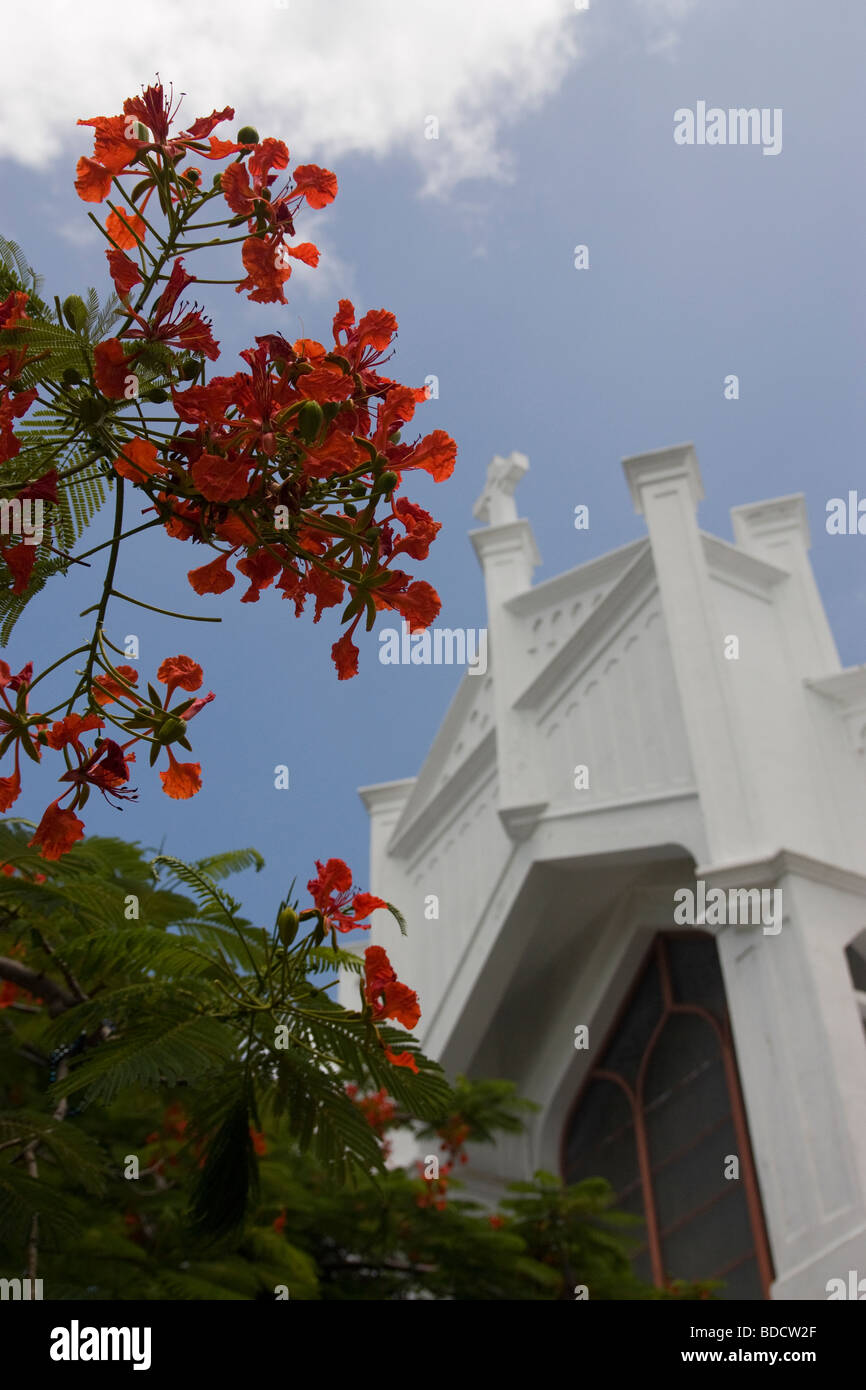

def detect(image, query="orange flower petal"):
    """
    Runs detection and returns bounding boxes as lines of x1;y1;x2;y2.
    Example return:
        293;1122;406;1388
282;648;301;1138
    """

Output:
74;157;114;204
190;452;251;502
113;437;166;482
408;429;457;482
292;163;338;209
106;208;146;252
384;1047;419;1074
159;752;201;800
156;655;203;693
94;338;133;400
44;713;104;750
331;631;359;681
91;666;139;706
0;765;22;813
188;553;235;596
29;803;85;861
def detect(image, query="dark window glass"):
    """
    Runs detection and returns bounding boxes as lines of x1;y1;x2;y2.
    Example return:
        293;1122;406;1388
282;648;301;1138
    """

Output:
666;935;727;1018
563;933;769;1300
564;1079;639;1200
598;952;662;1086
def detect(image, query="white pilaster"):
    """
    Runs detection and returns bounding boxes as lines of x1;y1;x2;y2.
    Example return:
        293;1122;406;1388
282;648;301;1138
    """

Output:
702;852;866;1299
622;444;757;862
469;453;546;836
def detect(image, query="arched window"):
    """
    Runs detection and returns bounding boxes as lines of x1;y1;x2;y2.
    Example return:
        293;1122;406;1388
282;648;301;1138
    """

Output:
562;932;773;1299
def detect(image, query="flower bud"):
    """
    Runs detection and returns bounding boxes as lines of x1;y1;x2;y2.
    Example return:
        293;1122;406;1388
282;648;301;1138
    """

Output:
62;295;88;332
155;715;187;745
277;906;299;947
377;471;399;495
62;367;82;386
144;387;169;403
297;399;324;444
237;126;259;146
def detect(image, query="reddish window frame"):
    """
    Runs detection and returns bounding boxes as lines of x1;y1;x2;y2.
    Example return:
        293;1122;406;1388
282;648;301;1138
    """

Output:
559;931;775;1297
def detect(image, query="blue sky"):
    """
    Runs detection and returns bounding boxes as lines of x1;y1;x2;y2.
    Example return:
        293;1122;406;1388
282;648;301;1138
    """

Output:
1;0;863;926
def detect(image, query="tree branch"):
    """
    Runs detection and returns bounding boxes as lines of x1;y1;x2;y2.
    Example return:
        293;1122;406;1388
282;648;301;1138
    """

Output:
0;957;76;1016
32;930;88;1004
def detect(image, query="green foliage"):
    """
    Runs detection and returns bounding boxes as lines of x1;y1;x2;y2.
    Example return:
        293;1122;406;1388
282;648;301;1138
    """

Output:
0;236;52;321
0;822;716;1300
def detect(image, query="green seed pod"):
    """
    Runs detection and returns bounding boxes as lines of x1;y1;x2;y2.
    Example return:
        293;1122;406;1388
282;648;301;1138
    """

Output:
277;906;299;948
155;715;188;745
237;126;259;146
62;295;88;332
297;399;324;444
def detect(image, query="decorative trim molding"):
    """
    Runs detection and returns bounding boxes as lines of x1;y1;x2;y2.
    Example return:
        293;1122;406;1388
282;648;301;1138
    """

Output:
806;666;866;710
498;800;550;842
731;493;811;553
622;442;704;515
695;847;866;899
389;730;498;859
504;537;649;618
515;548;656;712
358;778;417;817
701;533;788;600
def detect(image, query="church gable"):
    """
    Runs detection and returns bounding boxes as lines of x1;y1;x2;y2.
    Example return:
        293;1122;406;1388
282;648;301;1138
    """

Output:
507;537;649;675
386;668;495;849
387;539;654;844
529;591;695;809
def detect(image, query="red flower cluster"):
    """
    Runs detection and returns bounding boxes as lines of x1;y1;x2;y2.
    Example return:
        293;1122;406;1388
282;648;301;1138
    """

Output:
302;859;421;1076
69;82;455;679
307;857;387;933
415;1111;472;1210
0;653;213;860
363;943;421;1073
0;291;56;592
0;940;39;1011
345;1084;397;1136
1;80;456;915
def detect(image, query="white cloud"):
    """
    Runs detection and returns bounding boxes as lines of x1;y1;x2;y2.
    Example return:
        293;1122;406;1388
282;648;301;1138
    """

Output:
0;1;694;192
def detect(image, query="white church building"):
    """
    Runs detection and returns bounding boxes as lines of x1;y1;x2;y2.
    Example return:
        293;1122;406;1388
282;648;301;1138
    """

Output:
346;443;866;1301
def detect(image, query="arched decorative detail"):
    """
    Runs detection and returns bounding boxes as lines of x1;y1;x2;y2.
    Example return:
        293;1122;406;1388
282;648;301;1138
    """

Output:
561;932;774;1299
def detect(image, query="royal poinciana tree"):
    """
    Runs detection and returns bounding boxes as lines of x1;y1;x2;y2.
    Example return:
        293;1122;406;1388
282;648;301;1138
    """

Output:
0;826;712;1300
0;79;454;859
0;84;713;1299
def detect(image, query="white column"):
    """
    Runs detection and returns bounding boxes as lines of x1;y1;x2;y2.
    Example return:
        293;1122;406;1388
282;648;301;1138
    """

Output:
622;443;757;862
730;495;840;677
469;453;545;837
704;853;866;1299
